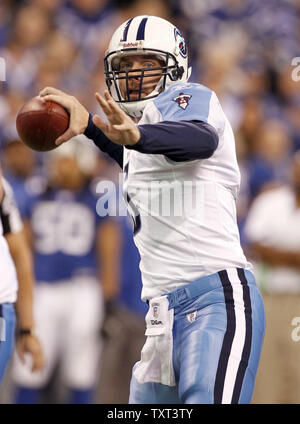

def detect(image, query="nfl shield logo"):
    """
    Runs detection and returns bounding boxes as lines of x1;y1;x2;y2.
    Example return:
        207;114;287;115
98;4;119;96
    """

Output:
186;311;197;323
173;93;192;110
152;303;159;318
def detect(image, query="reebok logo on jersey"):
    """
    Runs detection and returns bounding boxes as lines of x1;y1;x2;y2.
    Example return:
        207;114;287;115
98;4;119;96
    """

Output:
173;93;192;110
186;311;197;323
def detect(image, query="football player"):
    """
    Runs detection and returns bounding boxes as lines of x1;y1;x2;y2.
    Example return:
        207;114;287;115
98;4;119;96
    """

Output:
0;175;44;385
39;16;265;404
0;173;19;385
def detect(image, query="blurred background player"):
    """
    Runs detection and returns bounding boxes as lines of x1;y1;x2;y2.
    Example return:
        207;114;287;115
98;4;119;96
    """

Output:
0;174;44;386
244;152;300;403
98;208;147;404
1;138;42;218
0;172;20;384
11;138;120;404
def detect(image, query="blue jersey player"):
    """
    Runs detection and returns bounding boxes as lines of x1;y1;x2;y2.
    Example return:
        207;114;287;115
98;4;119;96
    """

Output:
39;16;265;404
11;139;120;404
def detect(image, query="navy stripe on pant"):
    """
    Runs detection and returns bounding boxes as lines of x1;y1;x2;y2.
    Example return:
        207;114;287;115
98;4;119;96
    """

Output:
214;269;254;403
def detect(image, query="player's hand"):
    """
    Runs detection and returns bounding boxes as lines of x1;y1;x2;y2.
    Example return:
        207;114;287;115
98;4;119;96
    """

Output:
93;90;140;146
16;333;45;372
39;87;89;146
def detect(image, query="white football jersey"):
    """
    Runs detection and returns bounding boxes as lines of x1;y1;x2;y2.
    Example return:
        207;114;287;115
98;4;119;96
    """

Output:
123;82;251;300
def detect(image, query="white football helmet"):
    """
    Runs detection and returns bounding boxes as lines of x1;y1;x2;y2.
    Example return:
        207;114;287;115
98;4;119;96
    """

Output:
104;15;192;118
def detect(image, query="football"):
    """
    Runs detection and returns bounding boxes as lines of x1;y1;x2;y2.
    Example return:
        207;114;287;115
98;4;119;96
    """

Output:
16;96;70;152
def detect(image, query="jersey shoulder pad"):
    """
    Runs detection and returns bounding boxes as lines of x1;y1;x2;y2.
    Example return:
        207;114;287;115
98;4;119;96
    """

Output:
153;82;214;123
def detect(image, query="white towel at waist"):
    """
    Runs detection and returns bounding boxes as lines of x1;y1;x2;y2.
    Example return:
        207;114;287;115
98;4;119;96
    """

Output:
133;295;176;386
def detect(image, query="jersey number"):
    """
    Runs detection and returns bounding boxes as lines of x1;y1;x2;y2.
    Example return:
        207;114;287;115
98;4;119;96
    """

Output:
32;202;95;255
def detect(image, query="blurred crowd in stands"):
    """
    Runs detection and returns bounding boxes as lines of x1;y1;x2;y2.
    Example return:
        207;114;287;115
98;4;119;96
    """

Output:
0;0;300;404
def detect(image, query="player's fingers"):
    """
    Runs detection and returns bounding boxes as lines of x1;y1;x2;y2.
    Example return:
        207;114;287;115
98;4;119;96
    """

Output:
92;114;109;133
39;86;66;97
104;91;125;116
104;90;123;112
112;123;141;144
41;94;71;112
95;93;112;115
55;127;77;145
107;99;126;120
104;90;115;103
112;123;129;131
95;92;113;116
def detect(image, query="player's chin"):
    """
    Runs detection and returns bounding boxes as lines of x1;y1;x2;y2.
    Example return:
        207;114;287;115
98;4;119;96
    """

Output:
128;90;152;101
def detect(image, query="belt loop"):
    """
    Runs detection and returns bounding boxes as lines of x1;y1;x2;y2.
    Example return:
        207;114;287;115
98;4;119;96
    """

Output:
167;291;175;308
177;287;188;305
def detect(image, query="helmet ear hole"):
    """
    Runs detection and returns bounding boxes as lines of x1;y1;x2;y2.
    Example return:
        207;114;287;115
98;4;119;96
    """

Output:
171;66;184;80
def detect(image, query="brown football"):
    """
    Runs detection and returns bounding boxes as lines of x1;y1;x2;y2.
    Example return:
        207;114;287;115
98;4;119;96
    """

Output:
16;96;70;152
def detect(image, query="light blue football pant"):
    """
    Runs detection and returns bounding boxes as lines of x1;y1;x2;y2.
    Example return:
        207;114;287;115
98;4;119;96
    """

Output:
129;268;265;404
0;303;16;384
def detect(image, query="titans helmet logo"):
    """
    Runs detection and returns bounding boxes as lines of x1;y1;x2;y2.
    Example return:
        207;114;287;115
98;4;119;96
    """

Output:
173;92;192;110
174;28;187;58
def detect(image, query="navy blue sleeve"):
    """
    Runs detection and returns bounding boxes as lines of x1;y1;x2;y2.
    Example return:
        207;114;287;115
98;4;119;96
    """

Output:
84;113;124;168
126;120;219;162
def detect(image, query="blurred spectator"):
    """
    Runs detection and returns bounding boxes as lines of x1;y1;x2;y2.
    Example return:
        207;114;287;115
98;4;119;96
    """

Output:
0;0;13;48
1;139;40;218
0;4;51;95
285;96;300;151
30;0;65;15
237;119;292;242
33;30;82;95
244;151;300;403
0;92;27;142
98;211;147;404
55;0;116;54
125;0;172;20
246;119;292;201
244;151;300;293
